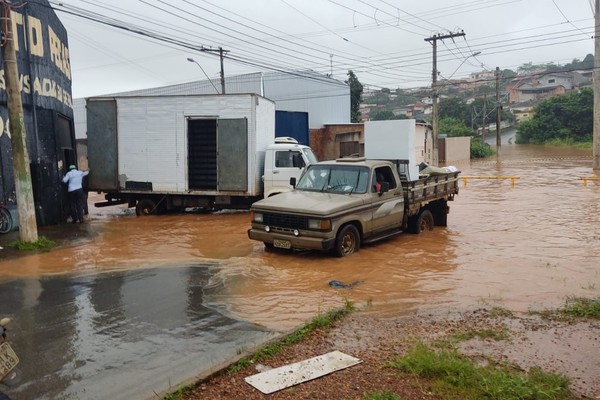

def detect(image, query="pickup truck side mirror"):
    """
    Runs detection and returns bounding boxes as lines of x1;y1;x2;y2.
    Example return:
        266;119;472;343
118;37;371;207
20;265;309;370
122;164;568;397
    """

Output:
290;177;297;188
379;181;390;194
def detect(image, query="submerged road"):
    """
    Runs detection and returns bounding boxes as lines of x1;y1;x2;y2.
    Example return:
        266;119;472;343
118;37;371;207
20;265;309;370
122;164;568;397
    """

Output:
0;144;598;399
0;266;276;400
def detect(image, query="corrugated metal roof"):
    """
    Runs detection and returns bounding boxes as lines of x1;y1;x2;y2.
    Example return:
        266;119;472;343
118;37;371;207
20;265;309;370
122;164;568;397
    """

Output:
75;70;350;137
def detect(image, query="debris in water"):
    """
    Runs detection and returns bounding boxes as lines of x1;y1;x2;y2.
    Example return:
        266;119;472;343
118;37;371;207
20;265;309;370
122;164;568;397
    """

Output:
328;280;362;289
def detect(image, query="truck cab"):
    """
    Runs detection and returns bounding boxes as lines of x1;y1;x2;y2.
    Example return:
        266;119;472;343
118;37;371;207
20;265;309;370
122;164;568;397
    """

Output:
263;137;318;198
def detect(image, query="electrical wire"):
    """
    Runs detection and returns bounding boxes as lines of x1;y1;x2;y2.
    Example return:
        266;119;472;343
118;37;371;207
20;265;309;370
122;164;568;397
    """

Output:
47;0;594;94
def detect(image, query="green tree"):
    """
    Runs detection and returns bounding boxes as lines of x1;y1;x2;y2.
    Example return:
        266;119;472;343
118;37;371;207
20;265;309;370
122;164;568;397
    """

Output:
581;53;594;70
439;117;473;137
370;110;396;120
516;88;592;144
439;97;471;127
346;70;363;123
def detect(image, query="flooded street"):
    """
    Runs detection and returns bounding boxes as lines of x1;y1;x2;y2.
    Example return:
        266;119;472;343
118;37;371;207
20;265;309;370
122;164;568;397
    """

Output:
0;144;598;399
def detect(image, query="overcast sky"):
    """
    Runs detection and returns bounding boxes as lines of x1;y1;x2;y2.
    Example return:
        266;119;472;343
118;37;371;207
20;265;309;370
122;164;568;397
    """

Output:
52;0;594;99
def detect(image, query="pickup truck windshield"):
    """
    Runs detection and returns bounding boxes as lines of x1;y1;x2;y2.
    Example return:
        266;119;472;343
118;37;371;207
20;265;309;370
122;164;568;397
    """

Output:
304;148;319;165
296;165;370;193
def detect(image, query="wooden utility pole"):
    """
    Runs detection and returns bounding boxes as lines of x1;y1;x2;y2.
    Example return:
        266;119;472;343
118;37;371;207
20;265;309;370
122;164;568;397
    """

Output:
594;0;600;169
495;67;501;149
425;31;465;166
2;5;38;242
201;47;228;94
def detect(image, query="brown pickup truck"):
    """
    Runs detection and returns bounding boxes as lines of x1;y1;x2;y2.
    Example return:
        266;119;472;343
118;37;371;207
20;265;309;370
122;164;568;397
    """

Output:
248;157;460;257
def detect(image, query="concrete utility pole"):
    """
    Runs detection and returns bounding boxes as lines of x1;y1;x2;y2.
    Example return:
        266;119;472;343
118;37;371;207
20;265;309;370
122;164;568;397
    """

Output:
201;47;228;94
495;67;501;149
2;5;39;242
425;31;465;166
482;92;487;139
594;0;600;169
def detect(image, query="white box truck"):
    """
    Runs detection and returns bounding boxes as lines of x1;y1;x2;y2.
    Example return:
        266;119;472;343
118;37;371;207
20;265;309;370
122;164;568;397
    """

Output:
86;94;317;215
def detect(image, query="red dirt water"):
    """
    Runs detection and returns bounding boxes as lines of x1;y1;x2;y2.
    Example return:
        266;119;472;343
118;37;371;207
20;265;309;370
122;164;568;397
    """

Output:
1;145;598;331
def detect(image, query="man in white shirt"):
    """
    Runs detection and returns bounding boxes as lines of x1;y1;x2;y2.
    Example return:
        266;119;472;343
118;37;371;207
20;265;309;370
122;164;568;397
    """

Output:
62;165;90;223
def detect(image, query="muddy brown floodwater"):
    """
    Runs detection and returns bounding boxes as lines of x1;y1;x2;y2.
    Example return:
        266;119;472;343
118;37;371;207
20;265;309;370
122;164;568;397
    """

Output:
1;145;598;335
0;144;599;399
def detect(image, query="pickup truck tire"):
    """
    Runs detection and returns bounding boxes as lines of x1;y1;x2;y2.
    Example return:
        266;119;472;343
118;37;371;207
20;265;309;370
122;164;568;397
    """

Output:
413;210;433;233
333;224;360;257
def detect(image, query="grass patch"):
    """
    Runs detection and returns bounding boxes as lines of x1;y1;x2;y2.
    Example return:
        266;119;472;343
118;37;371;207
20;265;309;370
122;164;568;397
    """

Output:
161;384;196;400
489;306;514;318
561;297;600;319
8;236;55;251
452;325;510;342
531;297;600;321
226;300;355;374
363;390;402;400
390;342;571;400
544;138;592;149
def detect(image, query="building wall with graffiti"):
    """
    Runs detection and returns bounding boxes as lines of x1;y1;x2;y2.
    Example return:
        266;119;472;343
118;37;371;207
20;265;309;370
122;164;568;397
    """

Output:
0;0;74;226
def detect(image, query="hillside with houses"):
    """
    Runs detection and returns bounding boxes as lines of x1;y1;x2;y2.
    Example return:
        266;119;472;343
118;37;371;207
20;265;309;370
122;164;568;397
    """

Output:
359;55;593;132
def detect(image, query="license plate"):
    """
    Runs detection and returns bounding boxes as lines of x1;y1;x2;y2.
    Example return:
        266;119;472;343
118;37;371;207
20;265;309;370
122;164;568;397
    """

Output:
273;239;291;249
0;342;19;380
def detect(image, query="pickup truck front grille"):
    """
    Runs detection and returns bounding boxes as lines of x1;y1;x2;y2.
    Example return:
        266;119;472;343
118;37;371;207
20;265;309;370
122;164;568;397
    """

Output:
263;213;309;230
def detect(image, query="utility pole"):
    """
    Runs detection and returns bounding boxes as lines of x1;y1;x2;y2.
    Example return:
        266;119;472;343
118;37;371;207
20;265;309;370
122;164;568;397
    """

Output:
495;66;501;149
425;31;465;166
201;47;228;94
594;0;600;169
482;92;487;139
1;4;38;242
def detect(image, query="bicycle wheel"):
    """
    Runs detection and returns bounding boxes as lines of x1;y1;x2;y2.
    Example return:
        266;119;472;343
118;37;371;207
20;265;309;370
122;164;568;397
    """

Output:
0;207;13;234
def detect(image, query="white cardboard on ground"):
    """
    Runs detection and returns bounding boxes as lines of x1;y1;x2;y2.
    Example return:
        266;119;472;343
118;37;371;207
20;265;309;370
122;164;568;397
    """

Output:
244;350;362;394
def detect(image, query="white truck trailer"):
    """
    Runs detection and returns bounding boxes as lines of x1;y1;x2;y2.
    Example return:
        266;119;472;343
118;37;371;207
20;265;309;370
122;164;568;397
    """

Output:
86;94;317;215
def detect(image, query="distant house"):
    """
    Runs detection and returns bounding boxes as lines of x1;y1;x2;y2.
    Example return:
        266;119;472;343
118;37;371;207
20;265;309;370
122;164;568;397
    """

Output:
509;101;536;123
393;106;414;118
469;70;496;82
508;71;589;103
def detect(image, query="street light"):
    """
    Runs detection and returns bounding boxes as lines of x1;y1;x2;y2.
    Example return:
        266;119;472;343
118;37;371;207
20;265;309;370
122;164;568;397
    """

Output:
448;51;482;80
186;57;220;94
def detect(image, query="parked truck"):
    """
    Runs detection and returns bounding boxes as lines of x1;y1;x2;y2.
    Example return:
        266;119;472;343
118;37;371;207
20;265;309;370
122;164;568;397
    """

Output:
86;94;317;215
248;157;460;256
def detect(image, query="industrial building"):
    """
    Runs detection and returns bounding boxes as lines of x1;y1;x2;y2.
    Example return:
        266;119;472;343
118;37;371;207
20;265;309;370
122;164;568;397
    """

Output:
74;70;351;145
0;0;75;227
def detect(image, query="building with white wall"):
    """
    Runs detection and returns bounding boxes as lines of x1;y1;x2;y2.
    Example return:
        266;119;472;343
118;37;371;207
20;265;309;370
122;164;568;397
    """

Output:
74;70;350;139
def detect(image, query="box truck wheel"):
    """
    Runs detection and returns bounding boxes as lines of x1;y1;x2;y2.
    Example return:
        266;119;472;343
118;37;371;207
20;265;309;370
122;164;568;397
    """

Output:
333;224;360;257
0;207;13;233
136;198;158;216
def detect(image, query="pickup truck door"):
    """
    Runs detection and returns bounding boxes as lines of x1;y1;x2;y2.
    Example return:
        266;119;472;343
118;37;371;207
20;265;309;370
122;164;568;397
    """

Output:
370;167;405;234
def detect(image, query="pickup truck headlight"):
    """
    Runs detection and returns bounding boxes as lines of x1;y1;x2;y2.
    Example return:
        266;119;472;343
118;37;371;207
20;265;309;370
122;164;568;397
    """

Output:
252;212;263;223
308;218;331;231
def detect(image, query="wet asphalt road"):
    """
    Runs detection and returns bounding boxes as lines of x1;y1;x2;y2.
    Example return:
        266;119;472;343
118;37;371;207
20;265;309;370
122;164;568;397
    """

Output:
0;265;275;400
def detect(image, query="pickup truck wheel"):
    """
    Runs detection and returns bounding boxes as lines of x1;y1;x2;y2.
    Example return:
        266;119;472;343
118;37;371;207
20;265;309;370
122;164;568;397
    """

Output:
334;225;360;257
415;210;434;233
136;199;158;216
